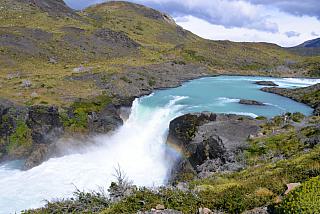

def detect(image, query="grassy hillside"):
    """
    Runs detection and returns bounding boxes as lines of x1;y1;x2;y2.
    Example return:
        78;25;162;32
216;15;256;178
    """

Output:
0;0;318;107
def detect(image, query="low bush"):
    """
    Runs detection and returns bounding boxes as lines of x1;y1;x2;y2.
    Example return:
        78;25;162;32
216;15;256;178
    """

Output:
275;176;320;214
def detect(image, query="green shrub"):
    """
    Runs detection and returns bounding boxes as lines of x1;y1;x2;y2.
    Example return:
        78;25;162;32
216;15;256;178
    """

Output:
276;176;320;214
23;189;110;214
7;120;33;156
61;95;112;131
256;116;267;120
104;188;199;214
120;76;132;83
291;112;305;123
148;79;156;87
247;132;302;159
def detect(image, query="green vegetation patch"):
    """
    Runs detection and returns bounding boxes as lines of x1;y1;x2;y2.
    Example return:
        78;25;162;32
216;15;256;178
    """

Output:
276;176;320;213
188;146;320;213
60;95;112;131
7;120;33;157
22;189;110;214
246;131;302;160
103;188;199;214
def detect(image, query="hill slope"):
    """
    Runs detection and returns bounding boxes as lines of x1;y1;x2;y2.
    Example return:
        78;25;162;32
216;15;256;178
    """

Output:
288;37;320;56
298;37;320;48
0;0;318;106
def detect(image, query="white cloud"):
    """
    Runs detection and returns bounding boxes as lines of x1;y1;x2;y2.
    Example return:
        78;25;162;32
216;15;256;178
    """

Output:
285;31;300;38
130;0;279;32
64;0;320;46
175;12;320;47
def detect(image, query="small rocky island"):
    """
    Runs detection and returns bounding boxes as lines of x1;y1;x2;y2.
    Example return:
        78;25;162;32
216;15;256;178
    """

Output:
255;81;279;86
239;99;266;106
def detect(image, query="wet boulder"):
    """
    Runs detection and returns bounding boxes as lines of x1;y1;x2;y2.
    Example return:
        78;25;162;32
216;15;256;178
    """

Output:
88;104;123;134
27;105;63;144
239;99;265;106
255;81;278;86
167;113;261;182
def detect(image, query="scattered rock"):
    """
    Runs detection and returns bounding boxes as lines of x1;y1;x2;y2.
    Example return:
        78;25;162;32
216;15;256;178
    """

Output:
49;57;57;64
22;79;32;88
243;207;269;214
156;204;165;210
284;183;301;195
198;207;214;214
138;210;182;214
72;65;93;73
30;92;39;98
255;81;278;86
7;72;21;80
239;99;265;106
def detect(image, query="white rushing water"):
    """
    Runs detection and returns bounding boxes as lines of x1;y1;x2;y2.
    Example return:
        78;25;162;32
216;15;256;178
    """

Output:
0;76;319;213
0;95;185;213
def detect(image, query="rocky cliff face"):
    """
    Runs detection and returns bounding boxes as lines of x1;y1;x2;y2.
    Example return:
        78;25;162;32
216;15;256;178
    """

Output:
167;113;261;182
0;98;123;169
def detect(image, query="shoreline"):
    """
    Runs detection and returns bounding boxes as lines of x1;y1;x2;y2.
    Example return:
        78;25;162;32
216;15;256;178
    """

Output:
123;72;320;109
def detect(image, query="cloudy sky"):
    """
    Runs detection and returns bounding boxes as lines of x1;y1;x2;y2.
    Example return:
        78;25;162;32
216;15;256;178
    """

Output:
65;0;320;47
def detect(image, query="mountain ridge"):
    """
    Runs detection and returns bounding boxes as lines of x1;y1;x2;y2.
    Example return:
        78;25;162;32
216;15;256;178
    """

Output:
288;37;320;56
297;37;320;48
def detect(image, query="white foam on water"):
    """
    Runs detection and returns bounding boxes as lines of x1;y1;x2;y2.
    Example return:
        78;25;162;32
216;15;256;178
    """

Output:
265;103;286;112
272;78;320;88
224;111;259;118
0;96;188;214
215;97;240;106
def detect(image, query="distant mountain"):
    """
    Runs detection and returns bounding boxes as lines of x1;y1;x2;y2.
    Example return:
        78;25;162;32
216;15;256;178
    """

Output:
297;37;320;48
288;38;320;56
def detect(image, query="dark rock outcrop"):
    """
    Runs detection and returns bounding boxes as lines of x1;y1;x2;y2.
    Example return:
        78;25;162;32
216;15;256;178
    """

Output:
73;62;209;101
167;113;261;182
0;98;123;169
255;81;278;86
88;104;123;134
314;104;320;116
27;105;63;144
239;99;265;106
